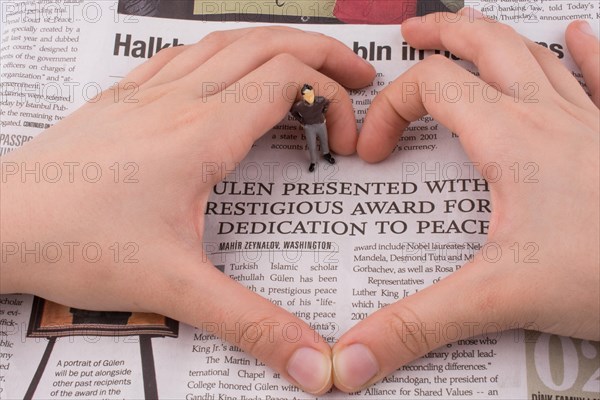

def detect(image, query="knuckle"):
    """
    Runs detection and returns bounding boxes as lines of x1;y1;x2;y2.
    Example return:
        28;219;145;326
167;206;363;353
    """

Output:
237;314;279;359
155;45;185;60
421;54;454;70
170;97;211;130
529;43;556;62
245;27;276;44
470;272;512;324
508;102;547;128
529;43;550;56
463;263;514;329
469;278;500;315
307;30;325;38
200;30;228;48
269;52;301;69
383;305;432;360
372;90;408;131
495;23;518;38
425;53;453;65
371;88;394;111
452;18;517;49
271;25;301;33
140;85;175;105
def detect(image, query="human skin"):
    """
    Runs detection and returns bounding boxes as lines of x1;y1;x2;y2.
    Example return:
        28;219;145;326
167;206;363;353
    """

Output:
0;27;376;395
1;14;598;396
333;10;600;392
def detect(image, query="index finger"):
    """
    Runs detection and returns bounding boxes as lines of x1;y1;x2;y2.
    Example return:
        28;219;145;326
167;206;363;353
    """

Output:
177;27;376;97
174;53;362;173
401;10;555;98
357;55;514;163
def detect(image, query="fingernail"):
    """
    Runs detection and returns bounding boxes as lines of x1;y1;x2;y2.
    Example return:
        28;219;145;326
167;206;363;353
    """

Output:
287;347;331;394
577;21;594;36
333;344;379;391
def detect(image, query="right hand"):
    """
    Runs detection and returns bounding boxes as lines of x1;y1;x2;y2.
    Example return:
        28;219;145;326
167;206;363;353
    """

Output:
333;13;599;392
0;27;375;395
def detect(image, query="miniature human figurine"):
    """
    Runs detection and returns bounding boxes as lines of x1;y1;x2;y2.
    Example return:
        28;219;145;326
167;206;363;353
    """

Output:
290;84;336;172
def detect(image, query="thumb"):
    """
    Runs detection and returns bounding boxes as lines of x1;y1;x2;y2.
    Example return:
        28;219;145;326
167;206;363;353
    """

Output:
566;20;600;108
331;255;520;393
151;251;333;395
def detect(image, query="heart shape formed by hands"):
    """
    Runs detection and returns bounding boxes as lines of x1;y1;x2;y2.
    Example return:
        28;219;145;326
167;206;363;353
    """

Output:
1;14;598;396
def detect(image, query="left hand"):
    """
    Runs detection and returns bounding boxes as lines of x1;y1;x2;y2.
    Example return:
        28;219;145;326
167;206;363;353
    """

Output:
0;26;375;395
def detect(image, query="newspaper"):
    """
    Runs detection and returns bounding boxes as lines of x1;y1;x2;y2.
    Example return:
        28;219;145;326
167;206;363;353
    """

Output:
1;0;599;399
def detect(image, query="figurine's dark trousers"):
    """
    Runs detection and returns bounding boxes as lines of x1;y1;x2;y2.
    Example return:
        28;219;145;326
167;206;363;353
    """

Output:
304;122;330;165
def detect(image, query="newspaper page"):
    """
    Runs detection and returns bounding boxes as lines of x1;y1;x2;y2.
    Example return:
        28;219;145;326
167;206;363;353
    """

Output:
1;1;599;399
